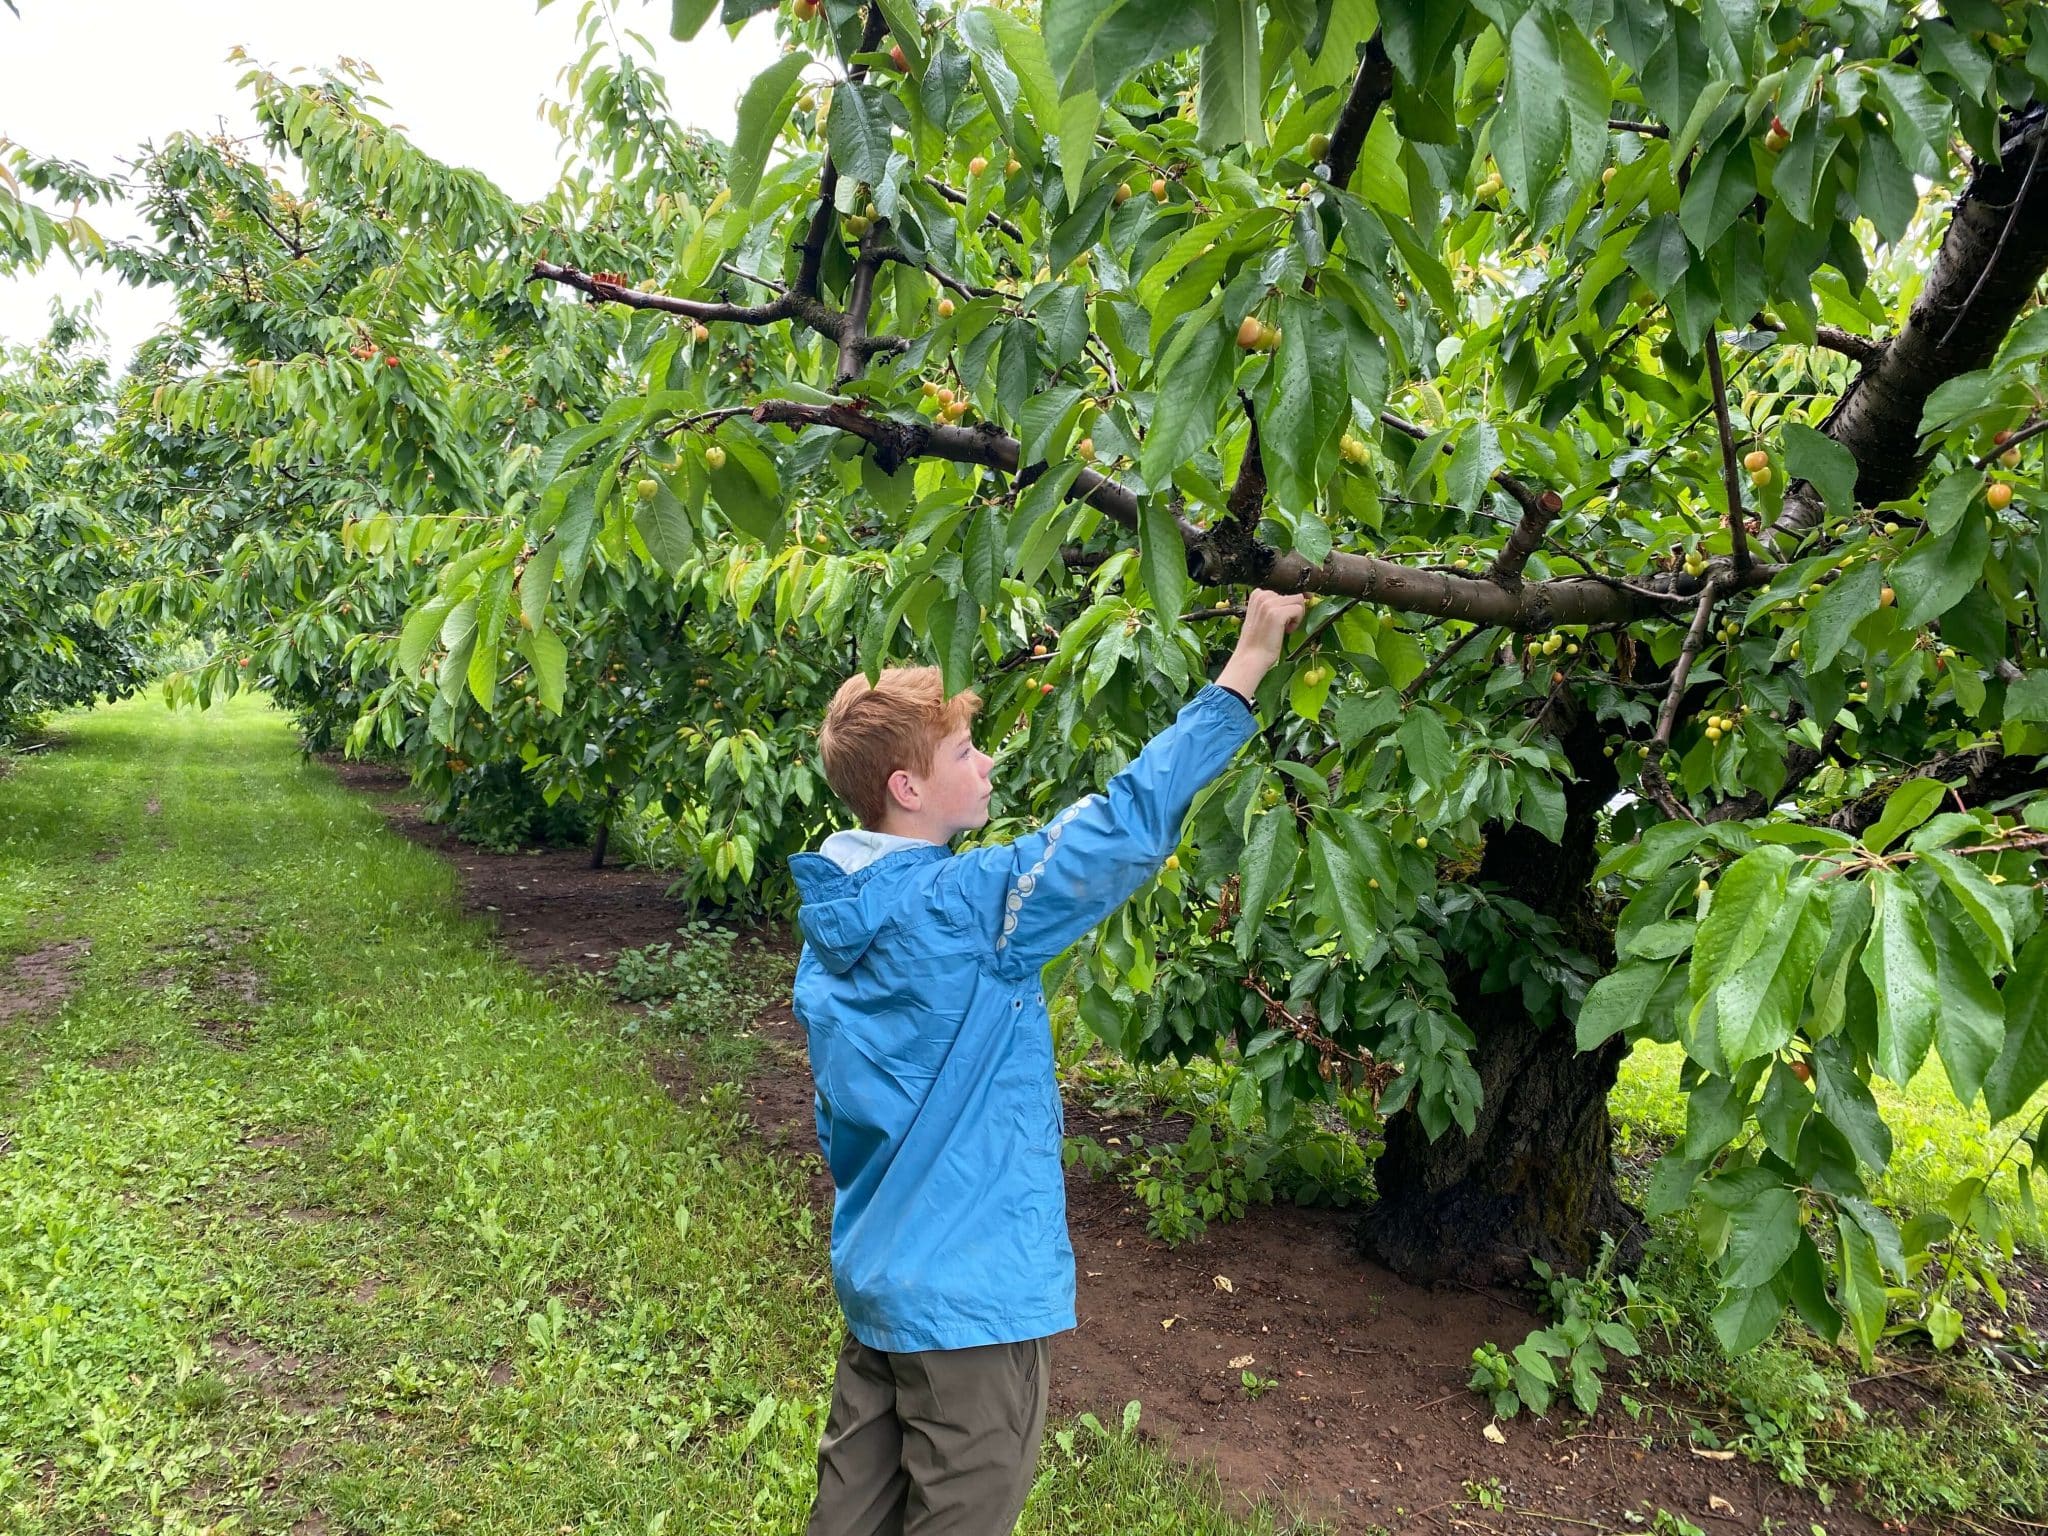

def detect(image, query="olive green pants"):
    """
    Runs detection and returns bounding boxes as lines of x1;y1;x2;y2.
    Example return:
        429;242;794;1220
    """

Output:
805;1332;1050;1536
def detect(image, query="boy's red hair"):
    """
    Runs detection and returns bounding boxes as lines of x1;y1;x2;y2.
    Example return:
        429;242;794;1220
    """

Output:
819;666;982;828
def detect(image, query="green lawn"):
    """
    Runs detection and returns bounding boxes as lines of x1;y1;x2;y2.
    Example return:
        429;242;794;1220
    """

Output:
1615;1042;2047;1249
0;697;1298;1536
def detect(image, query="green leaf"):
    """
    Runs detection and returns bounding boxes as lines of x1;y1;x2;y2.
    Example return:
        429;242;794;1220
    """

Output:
1307;822;1378;962
1497;11;1568;212
1690;845;1793;1003
1782;422;1857;523
1786;1233;1843;1342
826;83;894;188
2003;670;2048;725
1711;1273;1791;1354
1862;870;1941;1084
522;626;568;715
1985;931;2048;1125
1921;850;2015;967
1235;806;1300;957
1853;127;1916;245
1646;1153;1706;1218
1802;560;1878;672
1862;777;1944;853
1836;1211;1886;1369
706;438;783;544
1717;875;1828;1067
398;595;456;677
1921;471;1978;537
1554;18;1613;198
973;7;1060;127
727;51;811;209
1137;496;1189;622
1140;302;1232;482
670;0;718;40
1928;897;2004;1107
872;0;926;73
1056;91;1102;211
1263;295;1347;515
1443;420;1502;512
634;482;694;572
1289;666;1333;721
1576;959;1674;1051
1047;0;1207;96
1627;215;1691;299
1679;128;1758;253
1395;708;1454;792
1724;1184;1801;1289
1196;0;1265;151
1893;510;1990;628
1812;1039;1892;1173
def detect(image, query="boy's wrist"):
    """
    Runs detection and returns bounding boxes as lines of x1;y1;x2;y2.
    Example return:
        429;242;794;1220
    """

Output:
1214;649;1275;699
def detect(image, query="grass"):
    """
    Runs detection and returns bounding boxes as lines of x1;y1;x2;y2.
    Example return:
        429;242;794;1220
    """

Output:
0;696;1310;1536
1614;1041;2048;1248
1608;1047;2048;1525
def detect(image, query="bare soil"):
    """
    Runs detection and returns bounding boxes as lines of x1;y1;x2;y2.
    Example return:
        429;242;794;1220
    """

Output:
0;938;90;1027
329;760;2000;1535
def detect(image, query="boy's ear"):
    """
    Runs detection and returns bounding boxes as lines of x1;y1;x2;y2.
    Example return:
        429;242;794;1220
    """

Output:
885;767;919;813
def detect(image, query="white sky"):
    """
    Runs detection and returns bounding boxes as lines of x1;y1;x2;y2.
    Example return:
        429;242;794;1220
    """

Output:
0;1;780;364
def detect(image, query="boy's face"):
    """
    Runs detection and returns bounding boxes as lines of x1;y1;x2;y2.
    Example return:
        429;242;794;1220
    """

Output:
895;725;994;838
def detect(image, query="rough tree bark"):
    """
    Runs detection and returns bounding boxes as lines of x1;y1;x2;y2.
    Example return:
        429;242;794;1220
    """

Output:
1361;697;1642;1286
1363;102;2048;1289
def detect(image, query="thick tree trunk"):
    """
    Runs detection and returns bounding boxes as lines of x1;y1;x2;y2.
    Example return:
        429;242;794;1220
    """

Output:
1362;697;1645;1286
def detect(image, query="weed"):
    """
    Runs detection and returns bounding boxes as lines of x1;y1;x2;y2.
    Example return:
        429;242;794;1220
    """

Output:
1469;1235;1673;1419
609;921;777;1037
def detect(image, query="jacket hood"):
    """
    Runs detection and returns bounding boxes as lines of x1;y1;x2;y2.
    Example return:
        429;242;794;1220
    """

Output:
789;833;948;974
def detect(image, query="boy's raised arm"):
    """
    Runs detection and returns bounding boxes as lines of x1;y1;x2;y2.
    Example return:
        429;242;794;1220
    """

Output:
958;591;1305;971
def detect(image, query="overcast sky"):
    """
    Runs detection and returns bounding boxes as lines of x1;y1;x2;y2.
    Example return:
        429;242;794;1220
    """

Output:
0;1;780;363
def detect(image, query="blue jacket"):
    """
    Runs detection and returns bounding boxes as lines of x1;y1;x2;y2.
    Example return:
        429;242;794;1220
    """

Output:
788;684;1258;1352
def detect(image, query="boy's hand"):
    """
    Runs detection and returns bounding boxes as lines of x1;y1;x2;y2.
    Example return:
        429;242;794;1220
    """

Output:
1216;589;1309;698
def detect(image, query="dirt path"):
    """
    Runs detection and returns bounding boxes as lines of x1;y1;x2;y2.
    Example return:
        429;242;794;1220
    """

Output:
329;758;1918;1536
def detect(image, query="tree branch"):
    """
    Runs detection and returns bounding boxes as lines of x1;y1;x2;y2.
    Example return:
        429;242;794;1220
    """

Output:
1379;408;1560;588
838;239;882;384
1825;743;2048;835
1638;583;1723;821
1402;624;1490;701
1324;34;1393;192
1767;104;2048;551
741;396;1780;630
1974;414;2048;470
1704;329;1754;575
1226;392;1264;527
531;260;789;324
1749;314;1885;367
922;174;1026;244
528;260;907;367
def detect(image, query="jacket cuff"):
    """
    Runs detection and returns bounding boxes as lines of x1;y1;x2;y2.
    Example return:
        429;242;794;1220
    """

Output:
1208;682;1256;719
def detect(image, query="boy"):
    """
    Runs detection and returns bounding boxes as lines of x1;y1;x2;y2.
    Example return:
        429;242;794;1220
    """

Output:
790;589;1307;1536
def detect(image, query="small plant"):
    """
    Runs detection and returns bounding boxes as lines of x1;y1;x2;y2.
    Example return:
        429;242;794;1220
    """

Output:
1239;1369;1278;1399
172;1372;229;1415
1469;1235;1668;1418
609;921;763;1035
1127;1117;1274;1245
1462;1477;1508;1511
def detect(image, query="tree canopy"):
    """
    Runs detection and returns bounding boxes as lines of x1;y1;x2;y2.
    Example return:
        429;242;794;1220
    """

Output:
15;0;2048;1365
